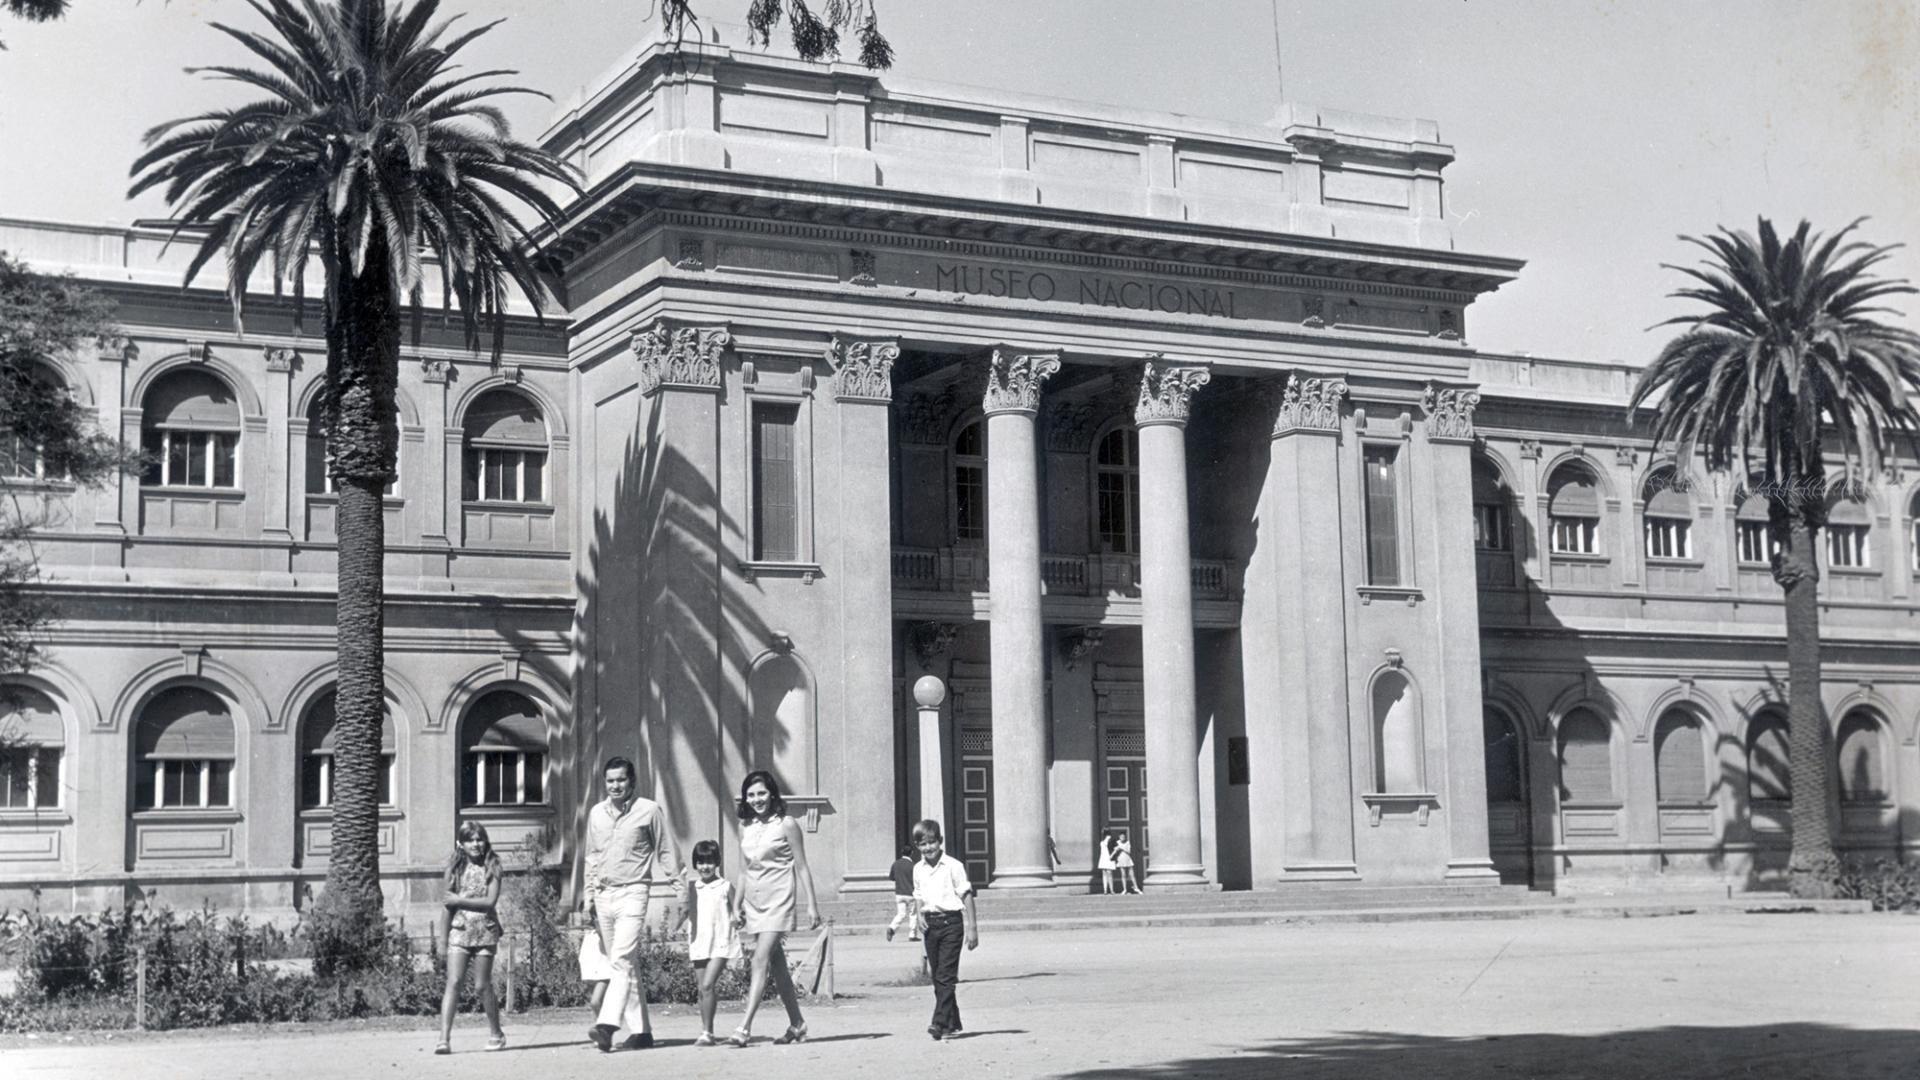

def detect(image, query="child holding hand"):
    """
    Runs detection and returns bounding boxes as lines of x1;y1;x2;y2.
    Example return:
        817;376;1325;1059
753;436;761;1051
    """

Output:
676;839;742;1046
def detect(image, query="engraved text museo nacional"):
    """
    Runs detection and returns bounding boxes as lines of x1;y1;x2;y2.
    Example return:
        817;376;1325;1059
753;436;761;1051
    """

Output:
935;261;1240;318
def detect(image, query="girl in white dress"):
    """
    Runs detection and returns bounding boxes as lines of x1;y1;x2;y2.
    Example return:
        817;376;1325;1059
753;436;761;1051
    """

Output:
1114;829;1141;894
1096;830;1117;894
677;839;743;1046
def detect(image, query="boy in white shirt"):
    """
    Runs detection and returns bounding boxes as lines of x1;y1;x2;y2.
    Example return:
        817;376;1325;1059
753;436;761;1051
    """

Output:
910;819;978;1040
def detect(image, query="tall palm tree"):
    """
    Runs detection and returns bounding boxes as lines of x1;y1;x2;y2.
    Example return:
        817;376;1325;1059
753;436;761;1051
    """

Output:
130;0;576;948
1629;218;1920;897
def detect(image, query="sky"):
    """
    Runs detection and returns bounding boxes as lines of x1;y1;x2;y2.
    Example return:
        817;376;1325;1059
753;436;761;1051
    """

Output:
0;0;1916;366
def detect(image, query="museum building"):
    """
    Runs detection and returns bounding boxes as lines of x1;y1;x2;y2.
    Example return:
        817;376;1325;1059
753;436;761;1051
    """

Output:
2;40;1917;915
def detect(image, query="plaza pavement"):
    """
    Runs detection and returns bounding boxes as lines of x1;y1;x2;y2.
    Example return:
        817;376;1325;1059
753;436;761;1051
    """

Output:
4;913;1917;1079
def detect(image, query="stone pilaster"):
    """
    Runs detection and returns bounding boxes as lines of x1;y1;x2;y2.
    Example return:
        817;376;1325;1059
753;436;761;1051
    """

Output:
1133;361;1212;887
982;347;1059;888
828;336;900;892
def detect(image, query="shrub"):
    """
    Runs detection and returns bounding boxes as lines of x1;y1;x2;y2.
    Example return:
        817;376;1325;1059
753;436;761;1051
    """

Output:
1834;858;1920;913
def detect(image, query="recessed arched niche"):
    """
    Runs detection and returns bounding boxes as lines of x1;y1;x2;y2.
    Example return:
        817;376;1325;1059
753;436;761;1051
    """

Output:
748;651;817;796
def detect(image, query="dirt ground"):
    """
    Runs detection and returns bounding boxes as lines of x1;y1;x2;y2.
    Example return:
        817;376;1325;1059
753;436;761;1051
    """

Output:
6;913;1918;1079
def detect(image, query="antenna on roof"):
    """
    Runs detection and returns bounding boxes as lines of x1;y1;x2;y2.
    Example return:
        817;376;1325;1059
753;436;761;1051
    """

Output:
1270;0;1285;102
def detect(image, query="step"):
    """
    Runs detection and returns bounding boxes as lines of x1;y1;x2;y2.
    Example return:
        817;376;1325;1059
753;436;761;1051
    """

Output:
820;882;1536;922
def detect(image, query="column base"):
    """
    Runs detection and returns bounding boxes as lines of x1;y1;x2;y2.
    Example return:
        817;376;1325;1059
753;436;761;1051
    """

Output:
1142;864;1212;890
1444;859;1502;881
988;866;1056;889
837;870;897;895
1279;862;1362;882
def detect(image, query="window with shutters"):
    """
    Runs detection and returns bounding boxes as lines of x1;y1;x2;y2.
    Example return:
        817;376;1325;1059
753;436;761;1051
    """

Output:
1735;484;1777;564
952;419;986;545
140;370;241;490
1547;463;1602;555
1835;711;1889;804
1472;460;1512;552
460;389;547;504
1654;710;1709;803
1362;444;1402;586
1095;427;1141;555
0;686;63;810
460;690;547;807
751;403;801;562
299;691;396;809
2;364;71;484
1745;711;1790;803
1826;525;1870;568
134;686;236;810
1642;468;1693;559
1556;708;1614;803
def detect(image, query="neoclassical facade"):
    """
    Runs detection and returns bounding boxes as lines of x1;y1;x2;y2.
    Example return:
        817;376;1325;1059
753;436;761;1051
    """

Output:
2;42;1916;913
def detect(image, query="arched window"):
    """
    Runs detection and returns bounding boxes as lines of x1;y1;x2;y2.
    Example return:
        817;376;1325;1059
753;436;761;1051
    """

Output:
0;686;63;809
1095;427;1141;555
1557;707;1613;802
1745;710;1790;803
1483;709;1524;804
134;686;235;810
305;396;396;495
951;419;986;545
141;369;240;489
1835;711;1889;804
1735;482;1776;564
461;389;547;504
300;691;396;808
1642;468;1693;559
1825;485;1872;568
1547;463;1602;555
2;364;68;482
1370;671;1423;793
1472;459;1512;553
460;690;547;807
1654;709;1709;802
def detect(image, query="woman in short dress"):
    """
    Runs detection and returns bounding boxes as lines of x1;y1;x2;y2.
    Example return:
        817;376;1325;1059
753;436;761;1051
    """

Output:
1096;830;1117;894
730;770;821;1046
1113;829;1141;894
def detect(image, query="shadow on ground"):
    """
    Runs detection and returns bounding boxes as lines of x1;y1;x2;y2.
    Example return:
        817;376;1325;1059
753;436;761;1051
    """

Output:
1053;1024;1920;1080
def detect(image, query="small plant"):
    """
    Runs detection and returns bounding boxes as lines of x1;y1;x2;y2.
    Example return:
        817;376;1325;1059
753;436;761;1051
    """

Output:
1834;858;1920;913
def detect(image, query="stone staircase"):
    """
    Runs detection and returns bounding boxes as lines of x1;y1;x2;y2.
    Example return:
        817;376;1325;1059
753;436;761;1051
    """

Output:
815;882;1869;934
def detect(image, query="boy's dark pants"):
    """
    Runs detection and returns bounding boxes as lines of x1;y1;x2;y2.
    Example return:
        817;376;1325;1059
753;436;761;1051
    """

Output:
922;912;965;1031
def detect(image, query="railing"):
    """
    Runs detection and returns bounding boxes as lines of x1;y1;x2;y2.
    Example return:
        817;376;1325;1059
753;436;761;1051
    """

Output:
894;547;1236;600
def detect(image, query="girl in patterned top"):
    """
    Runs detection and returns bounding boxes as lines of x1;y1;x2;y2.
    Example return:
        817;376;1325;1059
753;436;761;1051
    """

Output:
436;820;507;1054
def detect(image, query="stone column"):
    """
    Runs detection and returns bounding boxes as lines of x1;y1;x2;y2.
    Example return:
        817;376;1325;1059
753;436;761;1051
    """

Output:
829;336;901;892
983;348;1059;888
1133;361;1212;888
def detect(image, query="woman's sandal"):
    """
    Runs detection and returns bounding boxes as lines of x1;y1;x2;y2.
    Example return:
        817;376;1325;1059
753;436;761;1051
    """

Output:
485;1033;506;1052
433;1041;451;1056
694;1032;717;1047
728;1026;753;1047
773;1023;808;1045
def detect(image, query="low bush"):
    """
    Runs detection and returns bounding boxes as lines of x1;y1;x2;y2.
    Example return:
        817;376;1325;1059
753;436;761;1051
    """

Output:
1834;858;1920;913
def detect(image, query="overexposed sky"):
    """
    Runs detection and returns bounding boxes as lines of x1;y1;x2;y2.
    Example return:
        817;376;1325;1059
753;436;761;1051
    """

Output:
1;0;1915;365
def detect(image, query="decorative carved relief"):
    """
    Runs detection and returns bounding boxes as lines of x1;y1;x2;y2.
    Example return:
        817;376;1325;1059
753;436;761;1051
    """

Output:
1519;439;1543;460
849;249;877;286
1434;308;1460;340
186;340;212;364
500;365;524;385
420;358;451;384
1615;445;1637;468
262;346;296;374
828;336;899;403
1059;626;1107;672
1301;294;1327;329
982;349;1060;415
1133;359;1211;426
1421;382;1480;441
910;621;962;670
675;238;704;270
1045;400;1100;452
1271;372;1348;437
896;386;956;446
97;335;138;363
630;319;730;395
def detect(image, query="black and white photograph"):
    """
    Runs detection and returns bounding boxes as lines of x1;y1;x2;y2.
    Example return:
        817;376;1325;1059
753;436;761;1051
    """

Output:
0;1;1916;1076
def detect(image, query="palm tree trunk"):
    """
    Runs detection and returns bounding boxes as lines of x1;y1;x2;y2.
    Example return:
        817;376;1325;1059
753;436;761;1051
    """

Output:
321;242;401;926
1776;506;1840;897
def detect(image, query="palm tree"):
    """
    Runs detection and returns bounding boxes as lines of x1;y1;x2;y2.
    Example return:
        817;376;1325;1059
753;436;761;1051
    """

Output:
130;0;576;951
1629;218;1920;897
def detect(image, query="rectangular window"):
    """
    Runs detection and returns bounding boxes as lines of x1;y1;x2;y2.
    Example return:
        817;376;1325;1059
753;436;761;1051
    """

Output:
143;429;239;489
1737;521;1776;564
463;447;546;504
1473;503;1510;551
302;753;396;809
954;464;986;543
462;750;546;806
1644;518;1692;559
2;435;48;481
1362;445;1401;586
1827;524;1870;568
1550;517;1600;555
751;404;800;561
138;759;233;809
1096;471;1141;554
0;748;59;809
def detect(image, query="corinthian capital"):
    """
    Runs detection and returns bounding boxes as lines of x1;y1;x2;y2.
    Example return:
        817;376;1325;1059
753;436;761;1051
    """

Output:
981;348;1060;416
1422;382;1481;442
1271;372;1349;437
629;318;731;395
828;336;899;404
1133;360;1211;427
